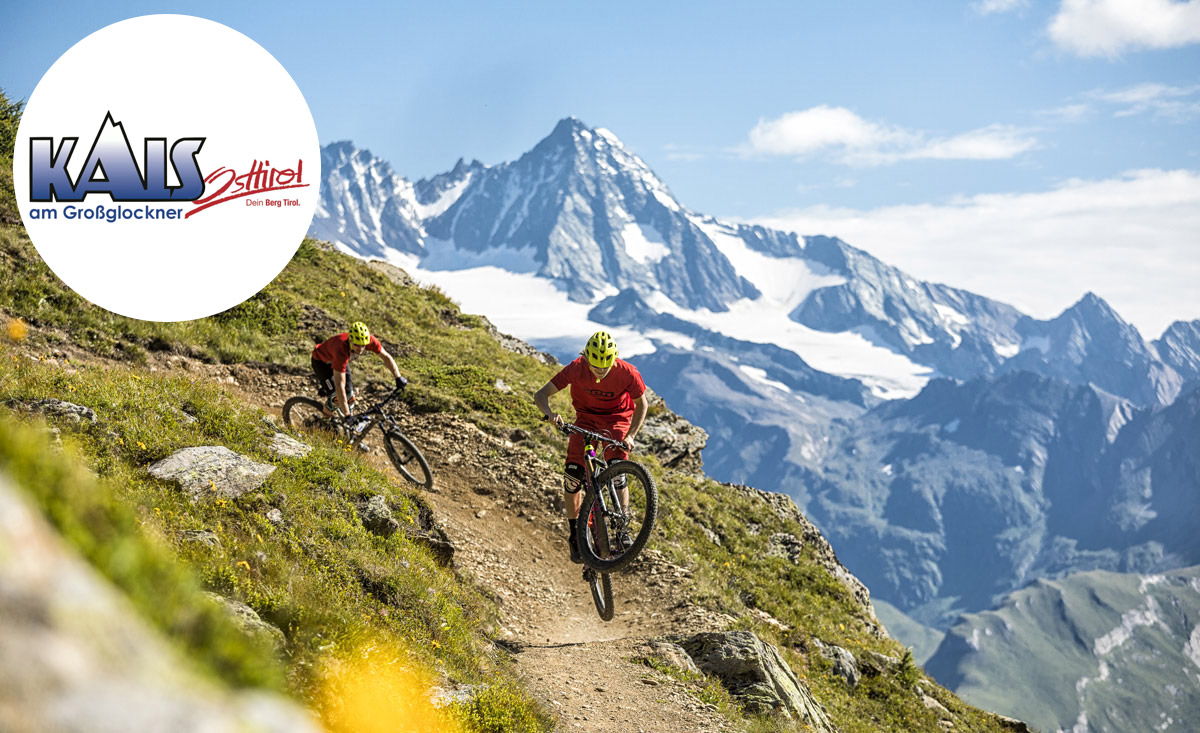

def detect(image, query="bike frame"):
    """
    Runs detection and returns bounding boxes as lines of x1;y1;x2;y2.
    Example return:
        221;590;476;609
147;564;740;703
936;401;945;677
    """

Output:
339;388;405;449
563;424;630;550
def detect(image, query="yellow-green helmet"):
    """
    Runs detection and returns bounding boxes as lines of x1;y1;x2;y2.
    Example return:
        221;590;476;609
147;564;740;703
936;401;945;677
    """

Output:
584;330;618;368
348;321;371;346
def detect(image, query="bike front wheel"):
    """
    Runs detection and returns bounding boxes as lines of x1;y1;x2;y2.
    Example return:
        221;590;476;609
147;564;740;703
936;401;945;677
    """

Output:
383;429;434;491
577;460;658;573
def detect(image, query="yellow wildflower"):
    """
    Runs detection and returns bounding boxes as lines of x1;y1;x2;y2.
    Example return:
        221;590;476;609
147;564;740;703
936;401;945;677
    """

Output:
237;560;250;571
137;441;146;450
5;319;26;343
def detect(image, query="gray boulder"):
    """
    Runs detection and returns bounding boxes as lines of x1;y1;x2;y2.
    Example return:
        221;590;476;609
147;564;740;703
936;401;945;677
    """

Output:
202;592;286;654
0;471;318;733
23;398;97;424
812;638;861;687
644;639;701;676
268;433;311;459
148;446;276;500
676;630;834;730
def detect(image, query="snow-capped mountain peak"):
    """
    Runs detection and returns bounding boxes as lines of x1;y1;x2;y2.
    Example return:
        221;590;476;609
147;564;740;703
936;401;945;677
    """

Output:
311;142;424;257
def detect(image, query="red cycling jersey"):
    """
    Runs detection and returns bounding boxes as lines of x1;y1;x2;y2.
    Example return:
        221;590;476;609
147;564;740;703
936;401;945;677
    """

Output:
551;356;646;419
312;332;382;373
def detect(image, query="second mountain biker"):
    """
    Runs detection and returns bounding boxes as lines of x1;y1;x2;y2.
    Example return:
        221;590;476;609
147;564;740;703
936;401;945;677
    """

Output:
311;321;407;418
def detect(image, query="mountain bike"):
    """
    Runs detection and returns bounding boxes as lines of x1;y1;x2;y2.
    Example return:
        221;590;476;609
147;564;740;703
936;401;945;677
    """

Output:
282;386;433;490
558;423;658;574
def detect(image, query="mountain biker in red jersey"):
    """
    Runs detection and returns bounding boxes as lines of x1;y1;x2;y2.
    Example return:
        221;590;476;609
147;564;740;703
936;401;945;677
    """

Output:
533;330;648;563
311;321;406;418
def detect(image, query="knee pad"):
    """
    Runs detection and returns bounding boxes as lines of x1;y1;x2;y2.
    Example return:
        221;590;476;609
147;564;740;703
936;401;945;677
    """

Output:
563;462;585;494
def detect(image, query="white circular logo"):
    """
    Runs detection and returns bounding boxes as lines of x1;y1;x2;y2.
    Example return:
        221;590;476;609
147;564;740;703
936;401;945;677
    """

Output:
13;15;320;322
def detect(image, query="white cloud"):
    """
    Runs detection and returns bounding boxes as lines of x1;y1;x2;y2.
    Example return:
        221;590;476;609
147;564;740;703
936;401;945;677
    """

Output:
1039;103;1095;122
753;169;1200;338
1088;82;1200;120
743;107;1037;166
896;125;1039;162
1049;0;1200;56
974;0;1030;15
745;106;912;157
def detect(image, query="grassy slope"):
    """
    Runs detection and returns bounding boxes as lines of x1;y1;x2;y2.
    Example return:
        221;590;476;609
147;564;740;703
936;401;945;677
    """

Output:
0;208;1022;731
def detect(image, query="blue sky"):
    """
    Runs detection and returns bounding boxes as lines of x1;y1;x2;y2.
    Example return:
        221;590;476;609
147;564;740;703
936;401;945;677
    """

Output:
4;1;1200;334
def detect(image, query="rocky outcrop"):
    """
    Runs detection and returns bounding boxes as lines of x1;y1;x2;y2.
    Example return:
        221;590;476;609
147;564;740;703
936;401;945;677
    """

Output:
147;446;276;500
638;409;708;473
367;259;416;288
0;472;317;733
675;630;834;730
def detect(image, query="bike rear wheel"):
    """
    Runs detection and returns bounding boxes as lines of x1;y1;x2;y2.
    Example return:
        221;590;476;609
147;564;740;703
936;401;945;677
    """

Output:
383;429;434;491
584;567;614;621
577;460;657;573
282;396;335;433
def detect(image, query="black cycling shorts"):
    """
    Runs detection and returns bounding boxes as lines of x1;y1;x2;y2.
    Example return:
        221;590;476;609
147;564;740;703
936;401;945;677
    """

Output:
311;358;353;400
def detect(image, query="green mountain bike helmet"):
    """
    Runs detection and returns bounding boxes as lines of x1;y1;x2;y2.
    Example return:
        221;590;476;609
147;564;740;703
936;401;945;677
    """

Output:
348;321;371;347
584;330;618;368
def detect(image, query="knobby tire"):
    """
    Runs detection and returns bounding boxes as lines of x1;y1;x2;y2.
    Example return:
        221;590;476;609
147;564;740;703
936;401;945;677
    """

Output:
585;500;615;621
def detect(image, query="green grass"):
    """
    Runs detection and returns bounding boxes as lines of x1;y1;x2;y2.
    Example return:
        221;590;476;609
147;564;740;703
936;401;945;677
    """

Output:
0;349;550;732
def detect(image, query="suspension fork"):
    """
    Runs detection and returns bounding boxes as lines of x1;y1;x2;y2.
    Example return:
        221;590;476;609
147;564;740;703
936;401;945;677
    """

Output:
584;443;612;520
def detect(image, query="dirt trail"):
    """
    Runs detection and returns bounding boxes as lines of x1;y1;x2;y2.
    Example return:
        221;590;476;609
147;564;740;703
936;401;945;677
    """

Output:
116;351;737;732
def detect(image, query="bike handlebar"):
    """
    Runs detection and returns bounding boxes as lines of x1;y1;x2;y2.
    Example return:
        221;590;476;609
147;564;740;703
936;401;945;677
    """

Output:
548;419;624;446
